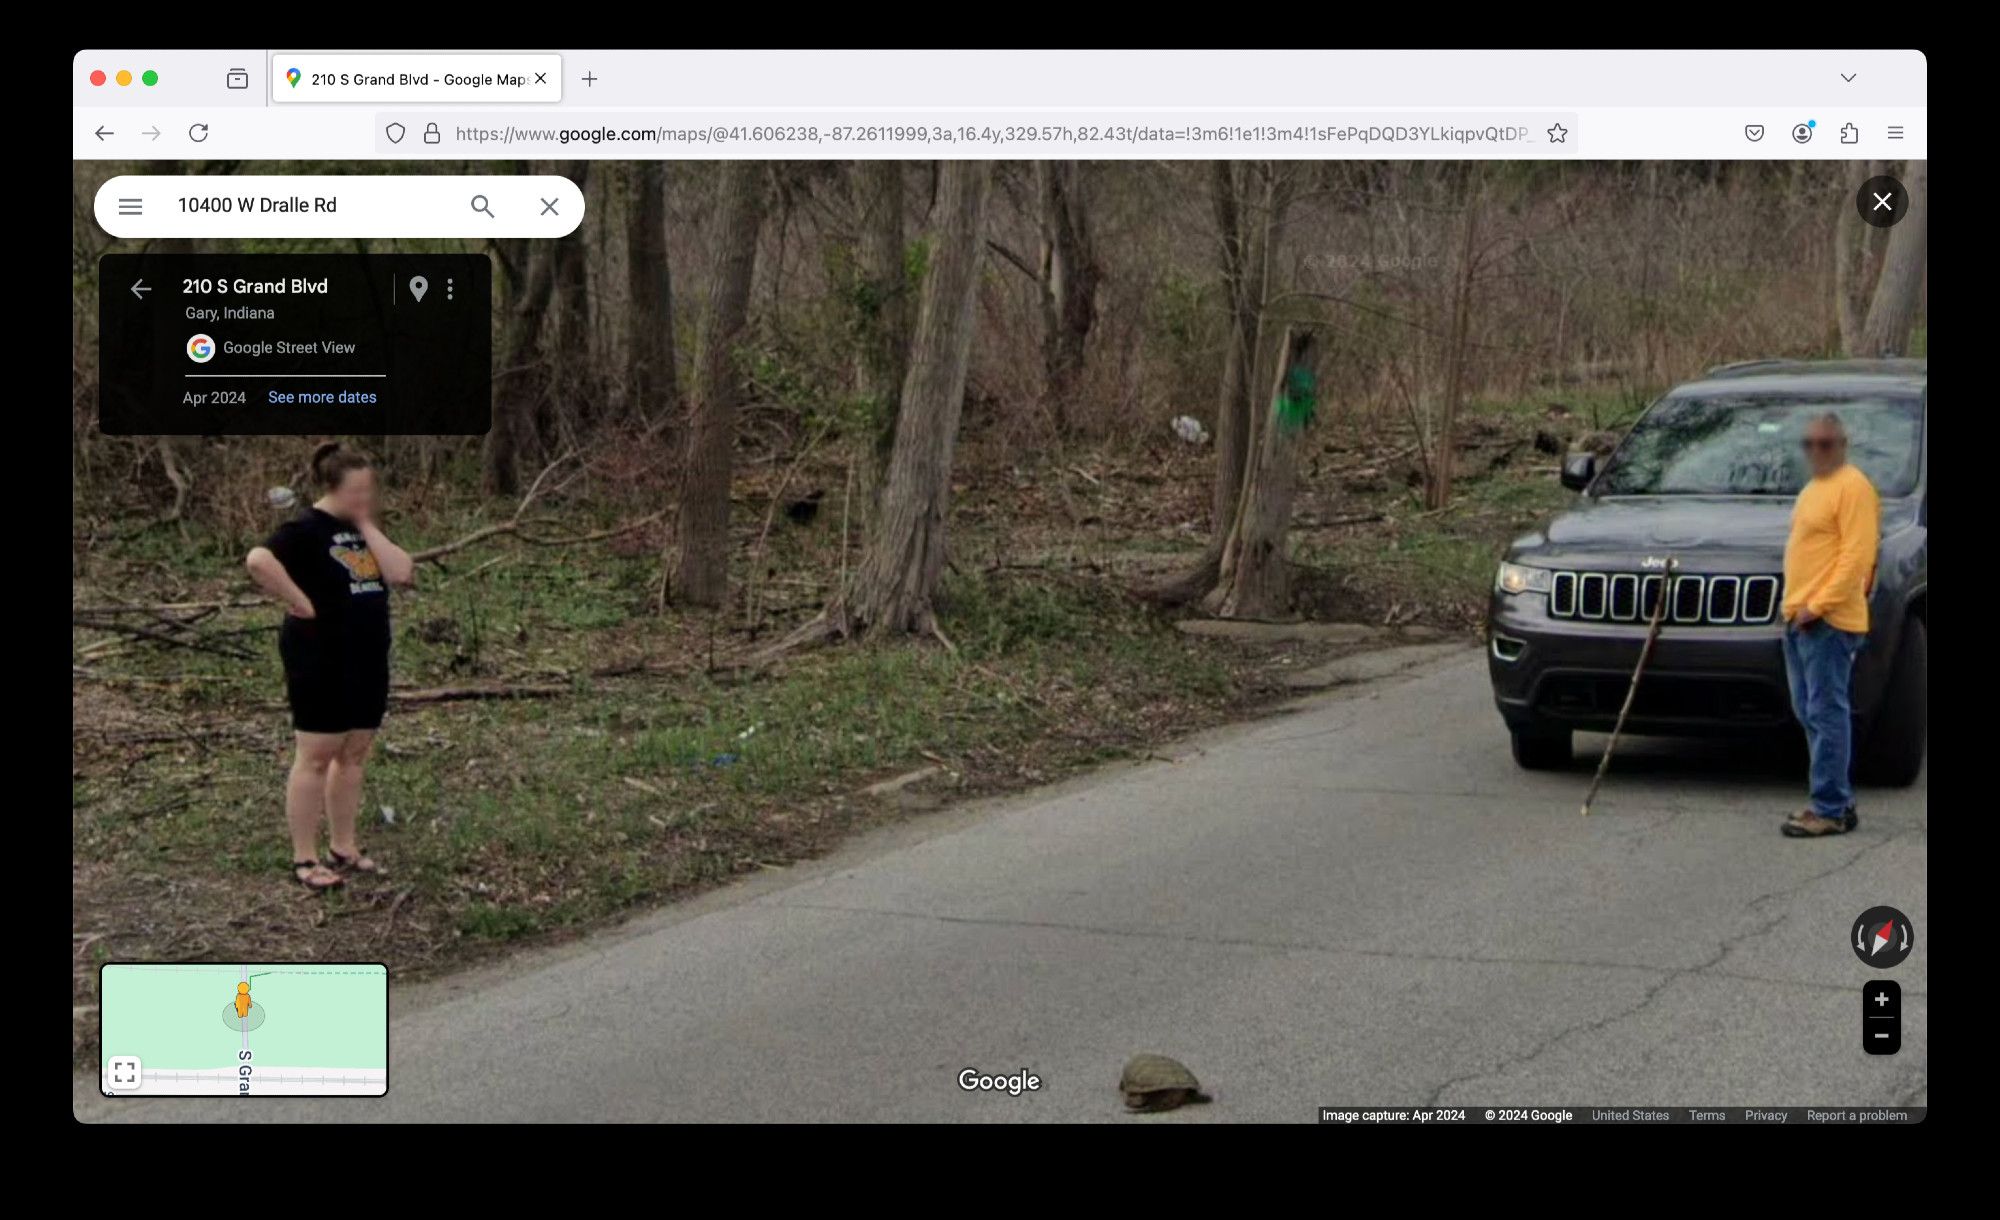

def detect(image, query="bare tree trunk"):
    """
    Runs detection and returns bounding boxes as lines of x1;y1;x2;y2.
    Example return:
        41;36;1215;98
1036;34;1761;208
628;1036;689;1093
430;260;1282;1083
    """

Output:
1035;160;1100;428
853;161;908;480
624;162;677;424
1428;191;1481;511
669;162;767;608
157;436;192;520
549;163;594;435
1858;161;1927;357
483;238;557;496
548;163;595;416
846;160;994;637
1205;327;1323;619
1832;160;1886;353
1149;161;1285;605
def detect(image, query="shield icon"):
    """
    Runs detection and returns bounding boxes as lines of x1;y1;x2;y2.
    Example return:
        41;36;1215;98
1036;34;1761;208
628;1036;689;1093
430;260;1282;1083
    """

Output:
1744;124;1765;142
385;122;407;145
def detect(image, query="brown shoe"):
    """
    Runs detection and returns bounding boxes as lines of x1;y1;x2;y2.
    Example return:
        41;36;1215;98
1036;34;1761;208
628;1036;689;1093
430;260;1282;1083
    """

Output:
1781;808;1858;838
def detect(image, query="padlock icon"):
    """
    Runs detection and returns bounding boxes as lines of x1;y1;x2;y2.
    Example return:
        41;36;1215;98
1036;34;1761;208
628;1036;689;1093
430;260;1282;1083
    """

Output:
423;122;441;145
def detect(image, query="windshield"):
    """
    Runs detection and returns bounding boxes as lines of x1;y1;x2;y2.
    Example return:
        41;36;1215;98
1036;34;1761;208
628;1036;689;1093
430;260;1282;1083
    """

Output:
1594;390;1924;497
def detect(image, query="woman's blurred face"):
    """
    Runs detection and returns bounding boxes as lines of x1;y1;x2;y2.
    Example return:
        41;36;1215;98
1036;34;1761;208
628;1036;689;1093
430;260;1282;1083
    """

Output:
324;467;377;521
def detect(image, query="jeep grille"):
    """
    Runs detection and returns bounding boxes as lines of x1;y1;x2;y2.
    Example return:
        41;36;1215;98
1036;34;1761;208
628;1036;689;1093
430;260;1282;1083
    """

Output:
1547;572;1780;625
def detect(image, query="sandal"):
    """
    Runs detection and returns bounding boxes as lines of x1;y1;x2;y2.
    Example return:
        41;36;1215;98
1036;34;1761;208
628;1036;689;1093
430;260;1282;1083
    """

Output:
292;859;344;890
326;846;380;874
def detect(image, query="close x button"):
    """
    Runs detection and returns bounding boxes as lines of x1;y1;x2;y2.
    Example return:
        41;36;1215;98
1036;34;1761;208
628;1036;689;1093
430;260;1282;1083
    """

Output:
1863;981;1901;1055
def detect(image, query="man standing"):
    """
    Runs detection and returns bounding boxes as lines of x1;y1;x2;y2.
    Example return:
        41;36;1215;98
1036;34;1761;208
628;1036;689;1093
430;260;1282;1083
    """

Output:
1780;413;1880;838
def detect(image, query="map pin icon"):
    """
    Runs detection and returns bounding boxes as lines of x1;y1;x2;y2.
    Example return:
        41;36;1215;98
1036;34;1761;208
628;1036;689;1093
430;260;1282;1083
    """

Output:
409;275;428;302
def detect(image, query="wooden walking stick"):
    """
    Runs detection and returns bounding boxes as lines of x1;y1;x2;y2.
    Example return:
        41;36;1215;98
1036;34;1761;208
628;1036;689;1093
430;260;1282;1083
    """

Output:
1580;557;1676;817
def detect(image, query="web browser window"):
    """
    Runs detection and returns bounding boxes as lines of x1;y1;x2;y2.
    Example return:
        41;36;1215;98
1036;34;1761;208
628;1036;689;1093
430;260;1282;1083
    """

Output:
73;48;1926;1125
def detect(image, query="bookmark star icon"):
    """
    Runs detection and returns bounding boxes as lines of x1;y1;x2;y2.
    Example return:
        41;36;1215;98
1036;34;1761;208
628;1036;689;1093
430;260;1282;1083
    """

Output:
1547;122;1569;144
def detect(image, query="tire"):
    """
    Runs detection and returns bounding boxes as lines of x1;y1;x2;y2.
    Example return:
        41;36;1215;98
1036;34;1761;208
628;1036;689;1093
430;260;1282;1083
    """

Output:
1858;615;1926;787
1511;726;1572;770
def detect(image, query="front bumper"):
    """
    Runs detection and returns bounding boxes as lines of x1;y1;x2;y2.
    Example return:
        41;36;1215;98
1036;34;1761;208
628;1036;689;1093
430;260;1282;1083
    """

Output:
1486;590;1793;736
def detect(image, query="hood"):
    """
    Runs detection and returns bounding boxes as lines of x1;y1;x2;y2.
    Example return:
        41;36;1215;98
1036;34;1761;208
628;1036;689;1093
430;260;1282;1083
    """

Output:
1512;494;1918;568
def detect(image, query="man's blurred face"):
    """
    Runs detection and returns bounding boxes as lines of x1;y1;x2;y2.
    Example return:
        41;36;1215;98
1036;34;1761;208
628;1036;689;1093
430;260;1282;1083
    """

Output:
1802;420;1847;477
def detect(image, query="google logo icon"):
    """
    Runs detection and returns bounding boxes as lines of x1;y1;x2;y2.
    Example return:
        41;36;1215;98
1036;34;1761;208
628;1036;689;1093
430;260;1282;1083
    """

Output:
187;334;216;363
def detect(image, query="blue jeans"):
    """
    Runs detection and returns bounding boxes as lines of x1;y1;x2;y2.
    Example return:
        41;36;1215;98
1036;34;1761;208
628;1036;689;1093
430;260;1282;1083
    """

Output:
1782;622;1865;816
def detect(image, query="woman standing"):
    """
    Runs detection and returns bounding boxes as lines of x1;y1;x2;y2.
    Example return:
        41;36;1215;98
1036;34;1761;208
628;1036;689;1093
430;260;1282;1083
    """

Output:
245;443;415;890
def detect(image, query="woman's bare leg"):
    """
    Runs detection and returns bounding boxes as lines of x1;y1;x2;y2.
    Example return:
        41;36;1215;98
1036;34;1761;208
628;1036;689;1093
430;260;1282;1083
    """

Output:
288;733;343;884
325;729;377;868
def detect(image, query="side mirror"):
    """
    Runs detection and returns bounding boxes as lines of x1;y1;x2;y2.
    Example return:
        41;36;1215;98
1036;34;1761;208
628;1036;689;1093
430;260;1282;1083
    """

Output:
1560;453;1597;492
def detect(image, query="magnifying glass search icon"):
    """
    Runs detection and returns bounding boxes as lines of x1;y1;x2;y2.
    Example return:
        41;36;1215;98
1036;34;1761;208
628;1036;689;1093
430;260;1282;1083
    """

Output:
470;194;495;219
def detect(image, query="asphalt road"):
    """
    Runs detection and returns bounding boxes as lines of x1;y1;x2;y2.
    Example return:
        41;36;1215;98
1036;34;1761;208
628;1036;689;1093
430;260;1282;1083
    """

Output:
77;647;1926;1122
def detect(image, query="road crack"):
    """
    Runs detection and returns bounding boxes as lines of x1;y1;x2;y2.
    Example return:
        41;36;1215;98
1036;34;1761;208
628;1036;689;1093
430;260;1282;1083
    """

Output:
1421;827;1923;1106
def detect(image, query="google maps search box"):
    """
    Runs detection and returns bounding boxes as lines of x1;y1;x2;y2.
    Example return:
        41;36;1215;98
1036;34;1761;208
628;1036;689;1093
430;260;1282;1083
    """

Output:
93;175;585;239
271;52;562;103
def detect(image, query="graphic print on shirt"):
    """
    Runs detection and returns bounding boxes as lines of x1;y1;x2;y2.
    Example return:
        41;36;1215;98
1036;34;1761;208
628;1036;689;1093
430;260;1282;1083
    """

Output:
330;533;385;595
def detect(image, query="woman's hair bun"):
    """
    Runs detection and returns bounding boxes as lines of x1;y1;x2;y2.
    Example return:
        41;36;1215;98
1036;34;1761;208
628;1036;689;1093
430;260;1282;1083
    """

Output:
309;440;371;489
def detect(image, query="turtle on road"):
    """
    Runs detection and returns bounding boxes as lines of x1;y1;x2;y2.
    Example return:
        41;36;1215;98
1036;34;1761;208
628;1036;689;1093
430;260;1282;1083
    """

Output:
1119;1054;1212;1112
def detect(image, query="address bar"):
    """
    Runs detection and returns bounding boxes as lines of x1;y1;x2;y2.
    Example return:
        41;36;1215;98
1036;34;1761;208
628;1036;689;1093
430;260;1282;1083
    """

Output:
379;111;1578;156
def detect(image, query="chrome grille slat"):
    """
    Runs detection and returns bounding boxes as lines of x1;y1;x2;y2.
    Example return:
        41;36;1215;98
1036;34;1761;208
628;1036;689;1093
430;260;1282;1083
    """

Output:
1741;575;1779;623
1542;570;1781;626
1579;572;1607;619
1550;571;1576;617
1671;575;1706;623
1609;574;1638;621
1707;575;1741;624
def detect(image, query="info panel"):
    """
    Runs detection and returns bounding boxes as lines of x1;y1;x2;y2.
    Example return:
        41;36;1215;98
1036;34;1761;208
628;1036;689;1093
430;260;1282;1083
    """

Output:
98;252;491;435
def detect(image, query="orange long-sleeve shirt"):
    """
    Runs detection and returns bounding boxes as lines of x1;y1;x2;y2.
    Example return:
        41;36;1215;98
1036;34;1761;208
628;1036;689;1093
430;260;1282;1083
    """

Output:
1782;462;1880;633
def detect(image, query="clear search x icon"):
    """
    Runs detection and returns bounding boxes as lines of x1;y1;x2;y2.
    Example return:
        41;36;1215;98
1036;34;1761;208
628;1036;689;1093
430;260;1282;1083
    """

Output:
470;194;496;219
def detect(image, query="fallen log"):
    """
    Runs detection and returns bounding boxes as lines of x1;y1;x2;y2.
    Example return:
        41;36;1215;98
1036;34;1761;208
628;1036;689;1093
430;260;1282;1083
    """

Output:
72;614;254;660
71;598;266;615
410;510;665;564
388;684;569;704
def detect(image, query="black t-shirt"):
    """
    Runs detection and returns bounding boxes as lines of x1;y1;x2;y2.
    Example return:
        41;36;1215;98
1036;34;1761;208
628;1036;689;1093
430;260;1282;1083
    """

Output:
265;508;391;653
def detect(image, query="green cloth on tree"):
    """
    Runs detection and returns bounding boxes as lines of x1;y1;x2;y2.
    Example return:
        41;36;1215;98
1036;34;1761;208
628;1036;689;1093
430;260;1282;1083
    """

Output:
1274;363;1318;433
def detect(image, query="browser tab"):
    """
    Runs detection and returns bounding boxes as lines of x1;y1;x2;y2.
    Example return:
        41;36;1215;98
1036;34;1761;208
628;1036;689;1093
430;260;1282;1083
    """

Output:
269;53;563;103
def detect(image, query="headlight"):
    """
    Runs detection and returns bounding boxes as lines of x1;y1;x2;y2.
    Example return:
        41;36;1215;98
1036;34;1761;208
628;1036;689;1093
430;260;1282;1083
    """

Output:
1495;561;1552;595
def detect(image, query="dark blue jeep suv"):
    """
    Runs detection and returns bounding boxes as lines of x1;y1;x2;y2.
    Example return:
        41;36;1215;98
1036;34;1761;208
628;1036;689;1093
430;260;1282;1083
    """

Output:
1487;359;1927;784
